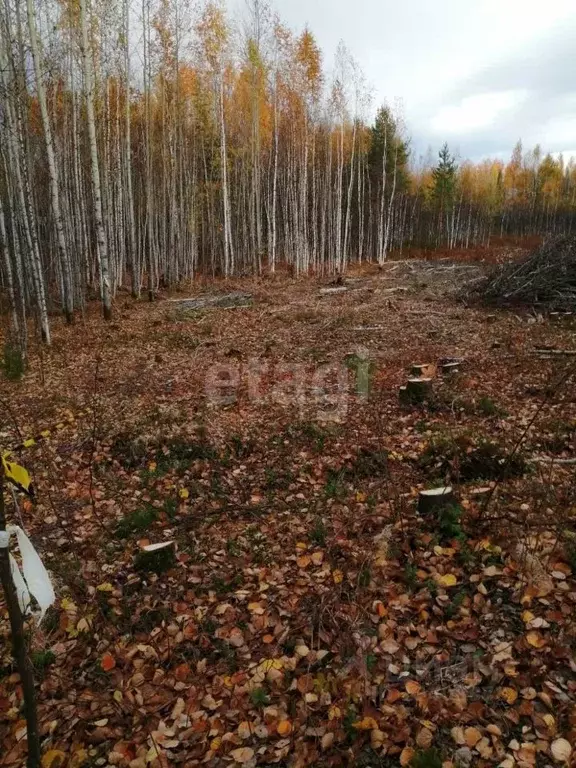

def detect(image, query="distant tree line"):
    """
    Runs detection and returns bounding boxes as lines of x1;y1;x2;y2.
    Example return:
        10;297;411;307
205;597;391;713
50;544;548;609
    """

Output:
1;0;575;345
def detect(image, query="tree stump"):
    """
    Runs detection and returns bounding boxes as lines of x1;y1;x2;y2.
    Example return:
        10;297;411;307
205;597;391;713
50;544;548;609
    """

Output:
439;357;464;375
411;363;437;378
399;377;433;404
418;486;454;516
134;542;176;575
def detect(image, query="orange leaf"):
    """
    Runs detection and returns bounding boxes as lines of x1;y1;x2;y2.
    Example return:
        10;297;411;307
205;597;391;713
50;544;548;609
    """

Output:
353;716;379;731
400;747;415;767
277;720;292;736
263;634;274;644
297;555;311;568
464;726;482;747
405;680;421;695
101;652;116;672
174;663;190;681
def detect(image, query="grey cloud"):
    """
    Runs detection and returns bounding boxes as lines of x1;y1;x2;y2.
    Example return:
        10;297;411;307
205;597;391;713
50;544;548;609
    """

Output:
415;18;576;160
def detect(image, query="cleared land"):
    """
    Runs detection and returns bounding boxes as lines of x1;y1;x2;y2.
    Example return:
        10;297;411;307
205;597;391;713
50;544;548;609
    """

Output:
1;255;576;767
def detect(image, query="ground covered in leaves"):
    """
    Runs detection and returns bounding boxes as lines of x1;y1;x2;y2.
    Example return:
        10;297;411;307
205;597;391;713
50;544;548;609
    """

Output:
2;257;576;768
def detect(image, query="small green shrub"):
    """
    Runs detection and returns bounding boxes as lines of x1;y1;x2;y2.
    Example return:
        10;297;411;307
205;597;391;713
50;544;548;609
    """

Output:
31;649;55;676
249;687;270;708
1;342;24;380
309;517;327;546
438;504;465;542
115;505;158;538
411;748;442;768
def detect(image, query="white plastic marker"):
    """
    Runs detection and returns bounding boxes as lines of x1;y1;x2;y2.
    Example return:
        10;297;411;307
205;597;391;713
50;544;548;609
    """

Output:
0;525;55;621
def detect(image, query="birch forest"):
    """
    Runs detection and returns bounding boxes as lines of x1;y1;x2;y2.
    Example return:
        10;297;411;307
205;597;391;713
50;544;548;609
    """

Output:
2;0;576;342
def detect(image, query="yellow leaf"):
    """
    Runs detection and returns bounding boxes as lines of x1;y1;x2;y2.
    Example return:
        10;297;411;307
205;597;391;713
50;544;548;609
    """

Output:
333;569;343;584
437;573;458;587
2;454;33;496
23;438;36;448
40;430;51;438
148;461;157;472
113;690;123;703
70;748;88;768
179;488;189;499
498;686;518;705
522;610;535;624
277;720;292;736
353;716;379;731
210;737;222;751
328;705;341;720
42;750;66;768
61;598;77;613
96;582;114;592
526;631;547;649
356;491;367;502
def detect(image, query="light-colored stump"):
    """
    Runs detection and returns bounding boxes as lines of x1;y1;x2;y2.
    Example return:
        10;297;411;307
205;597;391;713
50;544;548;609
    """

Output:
411;363;437;378
418;486;454;516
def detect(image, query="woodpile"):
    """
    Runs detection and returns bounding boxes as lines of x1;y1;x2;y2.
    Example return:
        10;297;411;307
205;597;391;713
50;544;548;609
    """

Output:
473;235;576;310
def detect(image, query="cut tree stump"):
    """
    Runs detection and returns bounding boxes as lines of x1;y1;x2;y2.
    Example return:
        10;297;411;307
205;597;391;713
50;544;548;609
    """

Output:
439;357;465;375
418;486;454;516
411;363;437;378
399;377;433;404
134;541;176;574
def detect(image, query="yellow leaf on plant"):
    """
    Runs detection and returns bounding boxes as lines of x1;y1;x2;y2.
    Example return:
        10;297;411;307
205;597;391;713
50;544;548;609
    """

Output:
333;569;343;584
353;716;378;731
61;598;77;613
277;720;292;736
42;750;66;768
498;686;518;705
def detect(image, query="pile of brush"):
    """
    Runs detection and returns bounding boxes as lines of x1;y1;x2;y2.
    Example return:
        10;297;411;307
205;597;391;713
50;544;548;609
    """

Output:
472;235;576;310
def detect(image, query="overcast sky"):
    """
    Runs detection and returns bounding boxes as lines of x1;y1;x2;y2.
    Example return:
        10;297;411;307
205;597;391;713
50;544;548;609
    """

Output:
230;0;576;164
